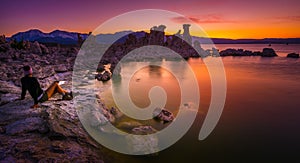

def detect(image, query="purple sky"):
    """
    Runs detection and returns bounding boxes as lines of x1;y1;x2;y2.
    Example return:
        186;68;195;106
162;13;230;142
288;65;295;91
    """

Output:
1;0;300;38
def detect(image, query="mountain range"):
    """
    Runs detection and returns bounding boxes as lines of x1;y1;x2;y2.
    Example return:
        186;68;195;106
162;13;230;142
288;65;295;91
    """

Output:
7;29;300;45
10;29;90;45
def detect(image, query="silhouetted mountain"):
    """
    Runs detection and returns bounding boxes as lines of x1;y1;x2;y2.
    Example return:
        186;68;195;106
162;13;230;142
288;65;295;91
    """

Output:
8;29;300;45
11;29;47;42
10;29;89;45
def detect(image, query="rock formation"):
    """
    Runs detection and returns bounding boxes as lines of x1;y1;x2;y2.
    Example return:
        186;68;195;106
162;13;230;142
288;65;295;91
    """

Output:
0;41;126;161
219;48;278;57
149;25;166;45
261;48;277;57
175;30;181;37
153;108;174;123
95;71;111;82
182;24;192;45
287;53;299;58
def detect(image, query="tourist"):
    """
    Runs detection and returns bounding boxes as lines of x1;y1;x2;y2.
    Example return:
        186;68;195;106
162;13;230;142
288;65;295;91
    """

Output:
20;65;73;108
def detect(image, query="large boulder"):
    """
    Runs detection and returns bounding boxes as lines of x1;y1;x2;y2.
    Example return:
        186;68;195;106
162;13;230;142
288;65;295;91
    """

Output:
95;71;111;82
287;53;299;58
109;106;123;119
153;107;174;123
261;48;277;57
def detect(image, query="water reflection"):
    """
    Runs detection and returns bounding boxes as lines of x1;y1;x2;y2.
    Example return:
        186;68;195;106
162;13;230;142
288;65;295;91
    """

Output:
100;56;300;162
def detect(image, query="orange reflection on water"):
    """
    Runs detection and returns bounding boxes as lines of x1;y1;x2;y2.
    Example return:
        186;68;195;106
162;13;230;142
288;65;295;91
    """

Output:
129;65;181;111
128;59;213;115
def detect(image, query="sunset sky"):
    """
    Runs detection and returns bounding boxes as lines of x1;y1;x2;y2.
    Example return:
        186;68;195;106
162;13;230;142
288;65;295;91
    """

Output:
1;0;300;39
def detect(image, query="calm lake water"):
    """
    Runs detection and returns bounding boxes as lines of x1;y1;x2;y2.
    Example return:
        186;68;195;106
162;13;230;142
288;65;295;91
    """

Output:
98;45;300;162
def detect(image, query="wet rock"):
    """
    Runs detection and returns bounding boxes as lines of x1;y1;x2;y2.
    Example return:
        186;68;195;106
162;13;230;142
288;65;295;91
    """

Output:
153;107;174;123
110;107;123;119
97;64;105;72
262;48;277;57
287;53;299;58
95;71;111;82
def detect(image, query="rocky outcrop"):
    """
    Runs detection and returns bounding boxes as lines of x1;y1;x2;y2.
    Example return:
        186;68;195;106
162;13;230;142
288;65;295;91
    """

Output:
261;48;277;57
0;41;78;87
153;108;174;123
219;48;279;57
95;71;111;82
287;53;299;58
149;25;166;45
0;96;110;162
183;24;192;45
0;42;117;161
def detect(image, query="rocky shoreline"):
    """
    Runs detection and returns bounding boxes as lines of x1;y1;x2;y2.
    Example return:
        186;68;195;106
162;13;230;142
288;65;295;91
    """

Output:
0;40;116;162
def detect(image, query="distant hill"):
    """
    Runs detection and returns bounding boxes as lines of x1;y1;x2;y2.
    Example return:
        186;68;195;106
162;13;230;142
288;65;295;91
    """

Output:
10;29;89;45
7;29;300;45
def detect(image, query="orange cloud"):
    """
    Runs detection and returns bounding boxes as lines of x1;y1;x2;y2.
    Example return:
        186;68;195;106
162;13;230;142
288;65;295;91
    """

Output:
171;14;237;24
